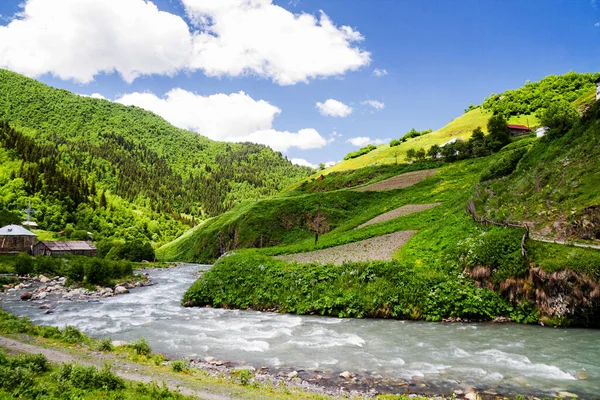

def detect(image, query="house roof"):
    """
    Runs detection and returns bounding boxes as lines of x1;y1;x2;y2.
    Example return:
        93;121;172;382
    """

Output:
37;241;97;251
0;225;37;237
507;124;530;131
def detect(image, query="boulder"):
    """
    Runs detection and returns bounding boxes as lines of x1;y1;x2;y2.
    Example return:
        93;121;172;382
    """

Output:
339;371;352;379
464;392;480;400
114;286;129;295
204;356;217;363
288;371;298;379
20;292;33;301
32;292;48;300
112;341;128;347
39;275;51;283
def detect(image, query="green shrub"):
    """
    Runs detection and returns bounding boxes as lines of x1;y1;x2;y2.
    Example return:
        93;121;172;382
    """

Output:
232;369;254;386
58;363;125;390
130;337;152;356
62;325;85;344
344;144;377;160
84;258;110;285
9;353;50;373
97;337;114;352
423;279;512;321
389;139;401;147
479;147;527;182
14;252;34;276
170;359;188;373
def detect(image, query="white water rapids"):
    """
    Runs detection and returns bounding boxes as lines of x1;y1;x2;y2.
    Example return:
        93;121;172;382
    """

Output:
2;263;599;397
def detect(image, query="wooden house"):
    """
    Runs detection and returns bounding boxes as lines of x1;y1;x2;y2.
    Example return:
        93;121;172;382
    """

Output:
0;225;37;254
32;241;97;257
507;124;531;136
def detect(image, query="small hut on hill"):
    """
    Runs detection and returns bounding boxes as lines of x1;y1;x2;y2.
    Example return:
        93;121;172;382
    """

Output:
0;225;38;254
32;241;97;257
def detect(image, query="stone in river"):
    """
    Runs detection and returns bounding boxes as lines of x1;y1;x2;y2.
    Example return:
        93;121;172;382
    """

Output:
114;286;129;294
20;292;33;301
339;371;352;379
39;275;51;283
288;371;298;379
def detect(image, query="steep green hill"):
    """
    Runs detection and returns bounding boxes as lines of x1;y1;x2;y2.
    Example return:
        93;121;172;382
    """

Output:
0;70;312;243
320;72;598;174
176;96;600;327
474;100;600;241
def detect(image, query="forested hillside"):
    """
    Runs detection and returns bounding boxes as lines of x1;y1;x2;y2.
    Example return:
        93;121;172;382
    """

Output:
0;70;312;242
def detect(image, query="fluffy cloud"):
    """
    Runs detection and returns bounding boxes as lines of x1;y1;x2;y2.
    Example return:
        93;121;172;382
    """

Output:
316;99;353;117
184;0;370;85
595;21;600;27
79;93;107;100
116;88;326;152
324;160;337;168
0;0;369;85
373;68;388;77
361;100;385;110
290;158;317;169
347;136;389;147
0;0;193;83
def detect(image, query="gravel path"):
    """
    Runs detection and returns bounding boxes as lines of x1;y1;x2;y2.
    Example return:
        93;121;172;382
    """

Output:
354;169;438;192
355;203;441;230
0;335;232;400
277;231;417;265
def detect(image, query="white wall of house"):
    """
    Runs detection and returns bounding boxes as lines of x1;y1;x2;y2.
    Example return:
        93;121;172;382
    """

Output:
596;81;600;101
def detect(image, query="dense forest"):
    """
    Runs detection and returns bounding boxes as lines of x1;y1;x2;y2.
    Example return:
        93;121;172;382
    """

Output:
482;71;599;117
0;69;313;243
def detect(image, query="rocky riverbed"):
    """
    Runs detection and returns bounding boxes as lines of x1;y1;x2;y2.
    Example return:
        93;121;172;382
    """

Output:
3;273;153;306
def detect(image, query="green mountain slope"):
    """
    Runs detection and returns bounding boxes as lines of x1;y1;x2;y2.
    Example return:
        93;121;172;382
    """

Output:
171;82;600;327
322;72;598;173
474;101;600;241
0;70;312;242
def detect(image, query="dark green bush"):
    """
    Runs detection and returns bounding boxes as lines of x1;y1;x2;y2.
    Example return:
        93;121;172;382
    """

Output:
479;148;527;182
14;252;34;276
58;363;125;391
422;279;512;321
130;337;152;356
62;325;86;344
344;144;377;160
84;258;110;285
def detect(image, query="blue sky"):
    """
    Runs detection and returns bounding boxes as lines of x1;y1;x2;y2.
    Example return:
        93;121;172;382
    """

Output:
0;0;599;168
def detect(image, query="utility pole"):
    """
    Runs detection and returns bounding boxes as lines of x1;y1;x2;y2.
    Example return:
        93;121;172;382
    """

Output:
20;200;37;223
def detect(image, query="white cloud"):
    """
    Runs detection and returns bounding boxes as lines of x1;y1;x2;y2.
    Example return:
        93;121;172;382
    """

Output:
361;100;385;110
324;160;337;168
116;88;326;152
327;130;343;143
347;136;389;147
184;0;370;85
80;93;107;100
290;158;317;169
595;21;600;27
373;68;388;77
316;99;353;117
0;0;193;83
0;0;370;85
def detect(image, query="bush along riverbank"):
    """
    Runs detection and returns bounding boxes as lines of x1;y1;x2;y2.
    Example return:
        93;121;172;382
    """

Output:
183;228;600;327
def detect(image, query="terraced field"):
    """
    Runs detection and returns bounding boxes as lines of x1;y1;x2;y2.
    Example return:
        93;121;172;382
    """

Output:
276;230;417;265
354;169;438;192
355;203;442;230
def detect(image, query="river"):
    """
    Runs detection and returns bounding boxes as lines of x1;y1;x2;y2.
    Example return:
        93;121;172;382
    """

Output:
2;263;599;398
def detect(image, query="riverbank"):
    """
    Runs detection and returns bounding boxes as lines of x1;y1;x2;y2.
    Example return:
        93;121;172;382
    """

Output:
0;323;448;400
2;263;596;399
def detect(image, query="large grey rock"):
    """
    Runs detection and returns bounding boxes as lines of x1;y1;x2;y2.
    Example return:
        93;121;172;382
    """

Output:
114;286;129;295
39;275;51;283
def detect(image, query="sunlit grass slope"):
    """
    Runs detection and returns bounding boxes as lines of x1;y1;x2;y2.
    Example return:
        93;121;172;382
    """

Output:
322;108;538;174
